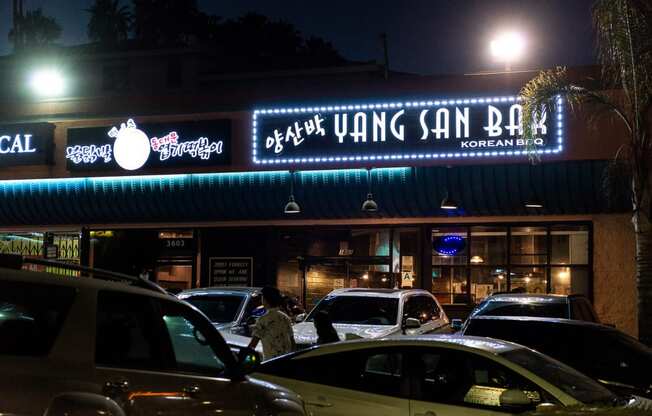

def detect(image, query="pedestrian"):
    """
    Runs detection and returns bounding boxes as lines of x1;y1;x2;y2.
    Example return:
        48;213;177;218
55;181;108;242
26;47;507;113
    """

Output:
248;286;295;360
313;310;340;345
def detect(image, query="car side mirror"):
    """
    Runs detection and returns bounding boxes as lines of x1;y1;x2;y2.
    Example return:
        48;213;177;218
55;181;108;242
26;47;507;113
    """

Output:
235;347;261;378
499;389;534;412
450;318;464;332
294;313;306;323
403;317;421;330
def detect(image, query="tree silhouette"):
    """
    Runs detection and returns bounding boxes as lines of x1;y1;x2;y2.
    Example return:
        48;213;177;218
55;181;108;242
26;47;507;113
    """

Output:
132;0;202;47
9;8;61;50
87;0;132;47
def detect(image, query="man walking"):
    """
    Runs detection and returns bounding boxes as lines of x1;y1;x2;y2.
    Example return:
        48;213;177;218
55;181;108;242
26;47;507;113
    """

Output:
248;286;295;359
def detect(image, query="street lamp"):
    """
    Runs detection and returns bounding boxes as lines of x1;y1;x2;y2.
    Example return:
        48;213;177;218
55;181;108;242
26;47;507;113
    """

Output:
490;31;526;71
28;68;65;98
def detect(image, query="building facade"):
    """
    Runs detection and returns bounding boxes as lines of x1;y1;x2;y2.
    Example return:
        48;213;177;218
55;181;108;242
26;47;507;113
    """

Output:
0;51;637;336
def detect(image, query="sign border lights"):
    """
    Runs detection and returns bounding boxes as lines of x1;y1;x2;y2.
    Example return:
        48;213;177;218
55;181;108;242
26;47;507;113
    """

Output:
252;95;564;165
433;235;466;256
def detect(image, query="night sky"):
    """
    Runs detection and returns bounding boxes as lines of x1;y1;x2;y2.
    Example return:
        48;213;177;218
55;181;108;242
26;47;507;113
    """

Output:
0;0;596;75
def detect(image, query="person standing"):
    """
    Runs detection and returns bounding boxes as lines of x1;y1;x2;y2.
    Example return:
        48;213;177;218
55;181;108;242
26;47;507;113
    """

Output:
313;311;340;345
248;286;295;359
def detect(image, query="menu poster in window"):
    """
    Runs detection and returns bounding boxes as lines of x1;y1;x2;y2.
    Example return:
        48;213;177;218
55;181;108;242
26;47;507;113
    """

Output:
209;257;253;287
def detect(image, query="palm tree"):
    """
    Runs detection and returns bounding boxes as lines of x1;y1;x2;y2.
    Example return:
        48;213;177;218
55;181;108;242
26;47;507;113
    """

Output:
86;0;132;47
520;0;652;344
8;8;61;50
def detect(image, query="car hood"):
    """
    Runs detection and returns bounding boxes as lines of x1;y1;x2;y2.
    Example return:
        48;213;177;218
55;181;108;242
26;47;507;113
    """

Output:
293;322;398;345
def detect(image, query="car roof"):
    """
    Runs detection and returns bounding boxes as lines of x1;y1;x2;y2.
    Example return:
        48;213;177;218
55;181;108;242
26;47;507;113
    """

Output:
469;315;614;330
327;288;431;298
0;266;178;303
179;287;261;297
278;335;523;358
485;293;569;303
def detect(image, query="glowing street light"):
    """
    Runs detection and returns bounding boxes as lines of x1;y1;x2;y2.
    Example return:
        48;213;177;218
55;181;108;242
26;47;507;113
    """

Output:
490;31;526;71
28;68;65;98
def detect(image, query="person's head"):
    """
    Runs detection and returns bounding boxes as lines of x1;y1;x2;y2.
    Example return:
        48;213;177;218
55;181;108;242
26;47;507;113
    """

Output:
313;310;334;331
261;286;283;308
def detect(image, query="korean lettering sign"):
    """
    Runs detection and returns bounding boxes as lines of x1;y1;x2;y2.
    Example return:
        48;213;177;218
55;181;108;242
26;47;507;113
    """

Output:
253;95;563;165
0;122;54;167
66;118;231;171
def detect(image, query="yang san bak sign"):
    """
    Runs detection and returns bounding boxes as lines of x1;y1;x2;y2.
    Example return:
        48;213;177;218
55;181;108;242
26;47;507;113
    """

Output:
253;95;563;165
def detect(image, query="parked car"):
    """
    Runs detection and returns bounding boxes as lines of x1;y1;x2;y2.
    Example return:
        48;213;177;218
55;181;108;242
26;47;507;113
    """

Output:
293;288;450;348
255;335;651;416
179;287;305;336
451;293;600;331
0;257;306;416
461;316;652;399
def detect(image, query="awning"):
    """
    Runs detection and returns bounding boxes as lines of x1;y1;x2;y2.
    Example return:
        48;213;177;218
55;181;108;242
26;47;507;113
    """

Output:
0;160;629;226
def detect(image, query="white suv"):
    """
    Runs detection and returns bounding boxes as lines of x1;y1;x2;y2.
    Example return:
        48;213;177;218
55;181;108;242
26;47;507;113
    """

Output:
293;288;450;347
0;257;306;416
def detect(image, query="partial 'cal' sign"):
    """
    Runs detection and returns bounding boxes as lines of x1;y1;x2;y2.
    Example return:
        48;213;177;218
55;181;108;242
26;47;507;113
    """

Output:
0;122;54;167
253;95;563;165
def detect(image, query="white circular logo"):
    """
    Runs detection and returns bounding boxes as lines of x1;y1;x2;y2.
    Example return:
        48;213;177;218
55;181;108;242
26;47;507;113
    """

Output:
109;119;151;171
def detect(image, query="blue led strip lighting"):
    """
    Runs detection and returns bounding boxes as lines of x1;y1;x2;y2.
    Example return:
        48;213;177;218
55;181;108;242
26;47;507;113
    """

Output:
252;95;564;165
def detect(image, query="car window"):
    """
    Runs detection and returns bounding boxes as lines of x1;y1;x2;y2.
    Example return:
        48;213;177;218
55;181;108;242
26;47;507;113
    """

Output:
183;294;245;324
0;280;75;356
570;298;598;322
306;296;398;325
411;348;545;412
260;348;407;398
162;302;226;376
95;291;169;370
404;296;430;323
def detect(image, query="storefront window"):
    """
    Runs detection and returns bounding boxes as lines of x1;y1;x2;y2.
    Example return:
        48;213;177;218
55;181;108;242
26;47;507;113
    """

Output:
551;267;589;296
551;225;589;264
510;266;548;294
470;226;507;265
511;227;547;264
470;267;506;303
432;266;468;305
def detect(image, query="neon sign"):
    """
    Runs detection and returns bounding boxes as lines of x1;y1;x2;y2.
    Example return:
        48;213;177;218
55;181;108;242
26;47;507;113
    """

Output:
433;235;466;256
0;123;54;167
66;118;231;171
252;95;563;165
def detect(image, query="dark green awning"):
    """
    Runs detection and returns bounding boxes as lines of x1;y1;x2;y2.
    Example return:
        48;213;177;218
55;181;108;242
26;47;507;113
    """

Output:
0;160;629;226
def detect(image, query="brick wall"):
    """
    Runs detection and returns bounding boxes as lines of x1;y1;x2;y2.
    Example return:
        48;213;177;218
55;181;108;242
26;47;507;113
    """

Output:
593;214;637;337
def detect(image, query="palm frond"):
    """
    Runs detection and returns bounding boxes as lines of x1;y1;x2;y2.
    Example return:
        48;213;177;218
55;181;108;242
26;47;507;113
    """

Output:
520;67;632;161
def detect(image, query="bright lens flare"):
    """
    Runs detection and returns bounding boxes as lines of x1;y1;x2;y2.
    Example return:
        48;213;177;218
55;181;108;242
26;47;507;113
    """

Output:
490;32;525;62
29;69;65;97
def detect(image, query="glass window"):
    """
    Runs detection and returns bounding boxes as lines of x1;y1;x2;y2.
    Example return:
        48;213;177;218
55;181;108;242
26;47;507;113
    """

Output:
510;267;547;294
182;294;246;324
162;315;225;375
470;267;505;302
470;226;507;265
0;281;75;356
95;291;168;370
511;227;547;264
412;348;544;411
404;296;440;324
551;225;589;265
307;295;398;325
351;229;391;256
551;267;589;297
432;267;468;304
361;352;403;396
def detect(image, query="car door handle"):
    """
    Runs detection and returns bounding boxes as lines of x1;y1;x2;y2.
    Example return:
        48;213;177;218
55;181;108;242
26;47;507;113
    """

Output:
182;385;201;397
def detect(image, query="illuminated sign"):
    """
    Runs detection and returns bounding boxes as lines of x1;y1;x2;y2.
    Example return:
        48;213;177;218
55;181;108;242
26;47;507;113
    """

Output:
433;235;466;256
0;123;54;167
253;95;563;164
66;118;231;171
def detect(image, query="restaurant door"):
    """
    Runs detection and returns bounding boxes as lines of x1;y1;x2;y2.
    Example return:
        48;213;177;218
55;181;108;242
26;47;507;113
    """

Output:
300;256;396;310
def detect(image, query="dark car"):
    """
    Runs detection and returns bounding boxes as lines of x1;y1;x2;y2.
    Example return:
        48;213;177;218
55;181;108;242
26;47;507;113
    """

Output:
451;293;599;331
461;316;652;399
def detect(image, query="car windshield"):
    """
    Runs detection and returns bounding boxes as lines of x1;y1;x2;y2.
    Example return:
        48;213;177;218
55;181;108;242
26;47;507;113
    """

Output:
501;349;617;405
475;300;567;319
307;295;398;325
183;294;246;324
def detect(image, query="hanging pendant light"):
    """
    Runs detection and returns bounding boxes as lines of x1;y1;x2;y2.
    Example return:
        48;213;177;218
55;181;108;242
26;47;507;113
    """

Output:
361;168;378;212
284;171;301;214
440;191;458;210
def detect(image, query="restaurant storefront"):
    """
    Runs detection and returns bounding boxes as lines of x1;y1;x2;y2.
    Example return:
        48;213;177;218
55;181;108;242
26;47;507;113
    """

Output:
0;69;637;335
